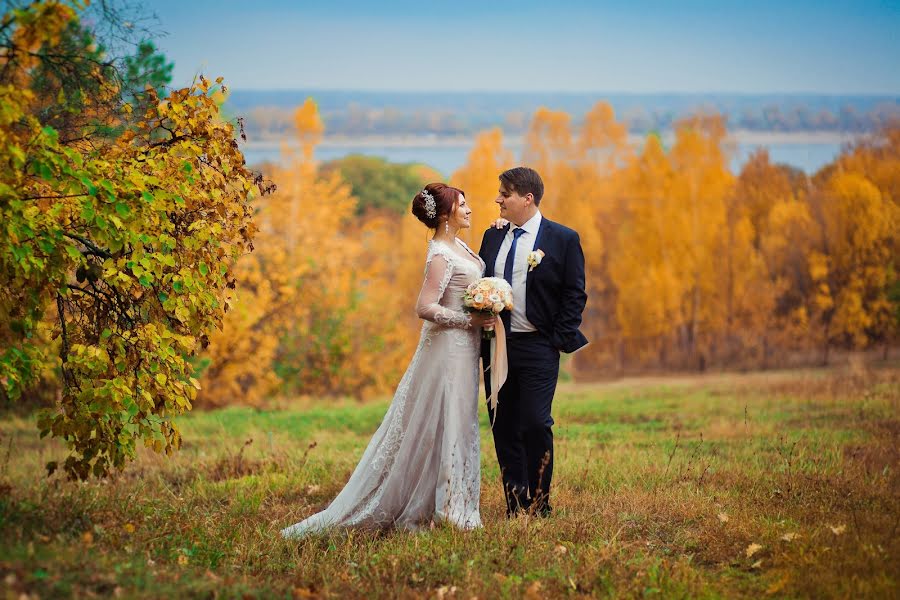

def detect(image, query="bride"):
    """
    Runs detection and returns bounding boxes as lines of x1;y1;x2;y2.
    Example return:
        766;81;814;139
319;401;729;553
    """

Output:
281;183;495;537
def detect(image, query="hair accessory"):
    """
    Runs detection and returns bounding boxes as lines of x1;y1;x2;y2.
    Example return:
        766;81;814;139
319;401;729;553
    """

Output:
422;188;437;219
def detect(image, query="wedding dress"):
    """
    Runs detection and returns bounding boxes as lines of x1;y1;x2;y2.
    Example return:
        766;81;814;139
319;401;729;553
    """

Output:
281;238;485;537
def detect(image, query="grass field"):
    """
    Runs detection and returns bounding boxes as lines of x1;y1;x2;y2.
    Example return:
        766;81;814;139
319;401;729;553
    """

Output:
1;366;898;598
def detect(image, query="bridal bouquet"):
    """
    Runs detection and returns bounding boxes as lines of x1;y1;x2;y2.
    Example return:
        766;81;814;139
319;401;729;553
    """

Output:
463;277;513;339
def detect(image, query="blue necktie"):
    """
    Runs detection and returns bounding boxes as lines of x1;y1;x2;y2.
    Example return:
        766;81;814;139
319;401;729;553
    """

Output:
503;227;526;286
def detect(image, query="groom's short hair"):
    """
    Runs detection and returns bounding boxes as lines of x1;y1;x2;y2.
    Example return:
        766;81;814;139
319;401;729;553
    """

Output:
499;167;544;205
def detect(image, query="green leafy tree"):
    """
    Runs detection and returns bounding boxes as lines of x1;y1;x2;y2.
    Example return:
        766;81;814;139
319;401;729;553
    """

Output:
320;154;441;214
1;1;270;479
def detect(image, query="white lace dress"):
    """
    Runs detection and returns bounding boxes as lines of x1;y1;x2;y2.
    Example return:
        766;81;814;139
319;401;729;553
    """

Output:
281;238;485;537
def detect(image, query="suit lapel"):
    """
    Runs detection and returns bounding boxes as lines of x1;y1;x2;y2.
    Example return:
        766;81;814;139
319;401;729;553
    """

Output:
525;218;550;290
484;224;509;277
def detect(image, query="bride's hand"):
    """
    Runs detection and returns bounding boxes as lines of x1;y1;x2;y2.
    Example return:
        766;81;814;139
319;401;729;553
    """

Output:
470;313;497;329
491;218;509;229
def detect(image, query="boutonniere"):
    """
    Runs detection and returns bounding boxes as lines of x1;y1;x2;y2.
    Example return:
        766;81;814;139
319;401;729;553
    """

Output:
527;249;545;272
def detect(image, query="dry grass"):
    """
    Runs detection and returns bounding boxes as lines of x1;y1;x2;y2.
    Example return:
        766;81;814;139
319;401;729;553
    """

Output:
0;365;898;598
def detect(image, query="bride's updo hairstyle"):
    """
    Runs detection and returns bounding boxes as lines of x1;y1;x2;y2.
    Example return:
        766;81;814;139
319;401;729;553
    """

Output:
411;183;465;229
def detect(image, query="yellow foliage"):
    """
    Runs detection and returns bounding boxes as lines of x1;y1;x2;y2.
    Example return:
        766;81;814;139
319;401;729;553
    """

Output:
199;104;899;404
810;171;899;348
200;101;425;402
451;128;514;237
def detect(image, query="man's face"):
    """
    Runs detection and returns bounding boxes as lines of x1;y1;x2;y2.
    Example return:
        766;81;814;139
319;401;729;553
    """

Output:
495;183;531;226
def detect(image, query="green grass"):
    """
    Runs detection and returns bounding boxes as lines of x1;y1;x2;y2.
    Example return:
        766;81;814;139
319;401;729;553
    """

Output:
0;366;898;598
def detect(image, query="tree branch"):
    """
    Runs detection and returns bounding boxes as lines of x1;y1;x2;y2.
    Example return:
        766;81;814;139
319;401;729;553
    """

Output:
56;293;75;391
21;192;88;202
63;233;112;259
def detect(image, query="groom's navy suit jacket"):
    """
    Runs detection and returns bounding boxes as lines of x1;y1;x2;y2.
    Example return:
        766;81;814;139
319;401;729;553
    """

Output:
478;217;589;355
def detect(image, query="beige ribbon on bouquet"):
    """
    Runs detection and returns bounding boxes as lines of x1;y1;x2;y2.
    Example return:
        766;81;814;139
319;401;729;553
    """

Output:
487;322;508;427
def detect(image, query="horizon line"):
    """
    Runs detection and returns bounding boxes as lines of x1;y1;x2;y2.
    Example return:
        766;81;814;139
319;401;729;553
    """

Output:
222;87;900;98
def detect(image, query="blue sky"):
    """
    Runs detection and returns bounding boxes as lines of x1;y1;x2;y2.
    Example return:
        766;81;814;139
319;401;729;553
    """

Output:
147;0;900;93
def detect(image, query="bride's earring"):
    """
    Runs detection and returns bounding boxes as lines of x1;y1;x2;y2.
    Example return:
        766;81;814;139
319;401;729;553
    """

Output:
445;220;449;235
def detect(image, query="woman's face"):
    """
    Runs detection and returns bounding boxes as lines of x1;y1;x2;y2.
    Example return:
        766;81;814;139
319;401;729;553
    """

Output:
449;193;472;230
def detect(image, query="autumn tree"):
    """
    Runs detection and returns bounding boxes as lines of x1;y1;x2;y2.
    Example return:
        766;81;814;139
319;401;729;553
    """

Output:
199;99;421;404
0;1;267;478
832;123;900;356
609;134;683;362
320;155;440;215
807;170;898;362
521;107;574;209
450;127;514;237
566;102;632;373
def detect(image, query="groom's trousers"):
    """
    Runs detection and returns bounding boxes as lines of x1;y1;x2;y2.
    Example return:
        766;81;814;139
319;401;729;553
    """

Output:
486;331;560;516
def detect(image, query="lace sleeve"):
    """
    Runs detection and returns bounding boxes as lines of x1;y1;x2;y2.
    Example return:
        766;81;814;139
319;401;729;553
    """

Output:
416;254;472;329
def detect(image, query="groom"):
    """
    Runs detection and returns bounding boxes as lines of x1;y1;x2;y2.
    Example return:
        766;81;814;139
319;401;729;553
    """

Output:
479;166;588;517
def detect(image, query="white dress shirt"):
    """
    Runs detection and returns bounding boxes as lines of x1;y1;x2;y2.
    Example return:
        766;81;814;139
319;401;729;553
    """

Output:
494;211;542;332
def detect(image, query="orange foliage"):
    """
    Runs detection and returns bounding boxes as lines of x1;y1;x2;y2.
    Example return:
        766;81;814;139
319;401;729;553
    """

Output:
199;106;899;406
450;128;515;237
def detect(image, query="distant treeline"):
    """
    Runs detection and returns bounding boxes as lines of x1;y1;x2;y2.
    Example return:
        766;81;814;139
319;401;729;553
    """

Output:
226;91;900;139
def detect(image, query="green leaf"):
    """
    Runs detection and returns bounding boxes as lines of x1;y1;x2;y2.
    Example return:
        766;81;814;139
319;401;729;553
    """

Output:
126;399;140;418
80;201;95;222
33;161;53;181
142;191;154;203
199;262;209;276
9;145;26;167
80;177;98;196
41;126;59;142
115;202;130;217
100;179;115;195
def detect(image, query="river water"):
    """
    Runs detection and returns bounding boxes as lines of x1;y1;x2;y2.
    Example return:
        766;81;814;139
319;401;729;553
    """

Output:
242;136;851;176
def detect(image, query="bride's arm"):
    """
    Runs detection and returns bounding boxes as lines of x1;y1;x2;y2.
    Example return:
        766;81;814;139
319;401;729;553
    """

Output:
416;254;472;329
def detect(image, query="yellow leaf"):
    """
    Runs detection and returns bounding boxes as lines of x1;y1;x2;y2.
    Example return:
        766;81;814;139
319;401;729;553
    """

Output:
829;524;846;535
745;543;763;558
718;512;730;523
780;532;798;542
177;554;189;566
